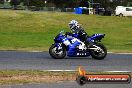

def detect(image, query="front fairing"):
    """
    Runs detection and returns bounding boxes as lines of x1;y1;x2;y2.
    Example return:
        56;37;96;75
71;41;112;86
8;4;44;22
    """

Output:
54;33;65;43
54;33;67;50
54;32;71;48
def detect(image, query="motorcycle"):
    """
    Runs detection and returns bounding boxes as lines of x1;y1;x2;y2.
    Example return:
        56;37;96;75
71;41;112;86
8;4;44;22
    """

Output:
49;31;107;60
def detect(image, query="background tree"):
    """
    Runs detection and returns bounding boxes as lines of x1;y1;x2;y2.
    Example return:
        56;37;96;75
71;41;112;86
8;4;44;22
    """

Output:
79;0;89;7
0;0;4;4
10;0;131;10
10;0;21;9
52;0;80;8
29;0;44;7
94;0;130;9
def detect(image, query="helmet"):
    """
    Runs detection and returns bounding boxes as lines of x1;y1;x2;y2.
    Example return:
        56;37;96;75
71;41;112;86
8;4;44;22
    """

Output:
69;20;79;32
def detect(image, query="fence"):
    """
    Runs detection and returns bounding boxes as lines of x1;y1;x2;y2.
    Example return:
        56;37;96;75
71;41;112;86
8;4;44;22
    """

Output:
0;2;74;12
27;6;74;12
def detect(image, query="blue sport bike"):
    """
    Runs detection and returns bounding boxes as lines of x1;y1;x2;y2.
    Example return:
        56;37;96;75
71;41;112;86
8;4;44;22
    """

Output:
49;31;107;60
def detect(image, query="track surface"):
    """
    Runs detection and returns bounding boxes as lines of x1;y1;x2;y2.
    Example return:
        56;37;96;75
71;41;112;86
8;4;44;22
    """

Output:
0;81;132;88
0;51;132;71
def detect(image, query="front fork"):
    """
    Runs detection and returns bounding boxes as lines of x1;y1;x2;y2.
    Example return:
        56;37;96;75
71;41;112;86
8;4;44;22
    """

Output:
55;43;63;51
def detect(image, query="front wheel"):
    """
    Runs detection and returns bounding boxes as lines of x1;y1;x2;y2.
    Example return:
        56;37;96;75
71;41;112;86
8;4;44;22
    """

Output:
89;43;107;60
49;44;66;59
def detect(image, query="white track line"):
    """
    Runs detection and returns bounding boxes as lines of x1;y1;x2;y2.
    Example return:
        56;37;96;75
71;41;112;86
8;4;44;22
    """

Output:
41;70;76;72
108;52;132;54
2;50;132;54
104;71;132;73
114;53;132;55
31;51;42;52
107;52;113;53
41;70;132;72
30;51;132;54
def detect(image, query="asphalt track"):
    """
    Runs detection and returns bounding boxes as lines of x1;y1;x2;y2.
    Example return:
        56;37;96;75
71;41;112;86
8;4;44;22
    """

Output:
0;51;132;71
0;81;132;88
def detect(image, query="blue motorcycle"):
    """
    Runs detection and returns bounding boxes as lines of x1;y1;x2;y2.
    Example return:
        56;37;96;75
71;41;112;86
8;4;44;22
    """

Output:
49;31;107;60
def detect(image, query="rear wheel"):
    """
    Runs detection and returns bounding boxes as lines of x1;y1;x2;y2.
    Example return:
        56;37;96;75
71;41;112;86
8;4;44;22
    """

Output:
89;43;107;60
49;44;66;59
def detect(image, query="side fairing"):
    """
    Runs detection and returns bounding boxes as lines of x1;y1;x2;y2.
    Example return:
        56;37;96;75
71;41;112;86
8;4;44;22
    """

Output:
72;33;80;39
88;34;105;42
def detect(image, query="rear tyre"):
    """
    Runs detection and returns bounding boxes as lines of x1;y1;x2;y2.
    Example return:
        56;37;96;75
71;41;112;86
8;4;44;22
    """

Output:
119;13;123;17
49;44;66;59
90;43;107;60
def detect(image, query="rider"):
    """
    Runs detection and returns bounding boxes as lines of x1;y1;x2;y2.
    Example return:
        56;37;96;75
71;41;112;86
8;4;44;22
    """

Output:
66;20;89;44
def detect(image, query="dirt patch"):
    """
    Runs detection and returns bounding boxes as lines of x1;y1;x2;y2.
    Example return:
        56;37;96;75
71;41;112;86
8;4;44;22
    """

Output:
0;71;77;84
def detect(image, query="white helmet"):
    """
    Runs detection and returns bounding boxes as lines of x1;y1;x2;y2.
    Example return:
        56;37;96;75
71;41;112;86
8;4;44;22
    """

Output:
69;20;79;31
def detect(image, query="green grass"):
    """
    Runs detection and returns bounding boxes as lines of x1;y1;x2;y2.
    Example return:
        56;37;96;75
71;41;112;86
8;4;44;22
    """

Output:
0;10;132;52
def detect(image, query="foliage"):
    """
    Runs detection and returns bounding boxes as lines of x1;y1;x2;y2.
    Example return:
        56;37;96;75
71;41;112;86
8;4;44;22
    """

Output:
94;0;129;9
8;0;130;9
28;0;44;7
10;0;21;6
127;2;132;6
0;0;4;4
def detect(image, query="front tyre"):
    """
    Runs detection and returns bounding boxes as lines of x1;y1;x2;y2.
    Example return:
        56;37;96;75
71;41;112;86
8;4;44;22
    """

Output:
49;44;66;59
90;43;107;60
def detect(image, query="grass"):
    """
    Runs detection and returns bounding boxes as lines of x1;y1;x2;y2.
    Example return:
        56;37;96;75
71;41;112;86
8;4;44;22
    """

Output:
0;70;131;85
0;70;76;85
0;10;132;52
